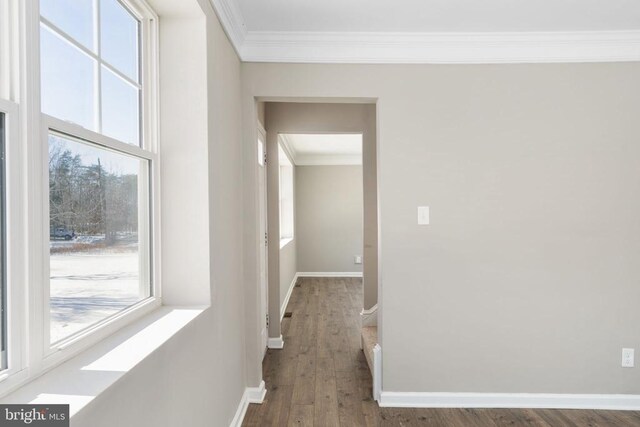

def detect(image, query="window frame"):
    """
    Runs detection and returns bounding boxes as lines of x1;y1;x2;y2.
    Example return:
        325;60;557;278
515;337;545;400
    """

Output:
37;0;161;366
0;98;26;389
40;116;160;360
0;0;161;395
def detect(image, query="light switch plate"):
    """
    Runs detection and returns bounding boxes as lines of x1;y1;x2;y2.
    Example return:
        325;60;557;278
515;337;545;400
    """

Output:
418;206;430;225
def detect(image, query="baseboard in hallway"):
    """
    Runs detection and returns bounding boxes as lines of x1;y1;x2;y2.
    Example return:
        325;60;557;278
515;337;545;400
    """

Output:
296;272;363;277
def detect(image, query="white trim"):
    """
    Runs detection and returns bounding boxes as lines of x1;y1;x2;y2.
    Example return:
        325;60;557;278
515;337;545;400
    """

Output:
279;237;293;249
247;380;267;403
361;304;377;316
297;272;363;278
280;273;298;321
204;0;640;64
294;154;362;166
278;134;297;165
378;391;640;410
361;304;377;327
241;30;640;64
229;381;266;427
208;0;246;59
256;121;268;359
278;133;363;166
373;344;382;402
202;0;640;66
267;335;284;349
0;97;26;386
229;395;249;427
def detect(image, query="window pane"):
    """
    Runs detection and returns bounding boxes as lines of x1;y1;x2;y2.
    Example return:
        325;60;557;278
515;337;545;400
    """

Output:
101;0;139;82
41;24;96;131
101;66;140;146
49;133;149;343
0;113;5;369
40;0;94;51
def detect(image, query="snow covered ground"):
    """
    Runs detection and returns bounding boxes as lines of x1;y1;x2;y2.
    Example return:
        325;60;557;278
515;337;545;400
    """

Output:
49;246;144;343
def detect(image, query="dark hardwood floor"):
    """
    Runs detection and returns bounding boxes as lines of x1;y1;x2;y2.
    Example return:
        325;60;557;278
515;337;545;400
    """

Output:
243;277;640;426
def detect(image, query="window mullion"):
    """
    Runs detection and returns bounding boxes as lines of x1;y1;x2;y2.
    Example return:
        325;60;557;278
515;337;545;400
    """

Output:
100;59;141;90
95;0;102;133
17;0;50;374
43;114;154;161
39;18;100;62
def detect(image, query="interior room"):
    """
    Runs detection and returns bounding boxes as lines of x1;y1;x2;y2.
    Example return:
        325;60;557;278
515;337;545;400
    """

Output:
1;0;640;426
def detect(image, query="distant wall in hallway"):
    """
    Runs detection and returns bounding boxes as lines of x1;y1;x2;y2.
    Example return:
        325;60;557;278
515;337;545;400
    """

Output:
296;165;363;273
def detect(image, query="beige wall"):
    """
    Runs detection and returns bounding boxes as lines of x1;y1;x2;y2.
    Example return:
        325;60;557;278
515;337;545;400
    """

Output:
296;165;363;273
72;2;250;425
257;101;265;129
242;62;640;394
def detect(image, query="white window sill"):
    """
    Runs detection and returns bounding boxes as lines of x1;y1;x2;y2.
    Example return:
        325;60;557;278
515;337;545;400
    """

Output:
0;305;207;418
280;237;293;249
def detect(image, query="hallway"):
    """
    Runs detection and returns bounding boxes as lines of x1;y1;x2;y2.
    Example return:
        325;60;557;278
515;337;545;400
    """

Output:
243;278;640;426
244;277;374;425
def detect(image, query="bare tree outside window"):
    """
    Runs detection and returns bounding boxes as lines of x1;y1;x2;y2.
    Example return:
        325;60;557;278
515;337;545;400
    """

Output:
48;134;149;343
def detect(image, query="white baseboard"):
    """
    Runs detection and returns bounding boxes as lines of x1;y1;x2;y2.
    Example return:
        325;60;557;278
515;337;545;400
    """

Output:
373;344;382;402
267;335;284;349
297;272;363;278
281;273;298;320
361;304;378;327
378;391;640;410
229;381;266;427
247;380;267;403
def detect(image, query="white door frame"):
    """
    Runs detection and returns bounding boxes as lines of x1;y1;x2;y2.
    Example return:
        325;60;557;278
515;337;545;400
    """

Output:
257;122;269;358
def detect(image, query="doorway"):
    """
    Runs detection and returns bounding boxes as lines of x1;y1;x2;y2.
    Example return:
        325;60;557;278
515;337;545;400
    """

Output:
255;101;380;399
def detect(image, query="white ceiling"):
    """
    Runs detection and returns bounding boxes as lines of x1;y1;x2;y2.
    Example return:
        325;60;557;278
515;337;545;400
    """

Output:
236;0;640;33
209;0;640;63
280;134;362;166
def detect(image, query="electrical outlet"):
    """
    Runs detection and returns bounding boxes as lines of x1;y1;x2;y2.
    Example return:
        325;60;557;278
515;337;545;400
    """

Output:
354;255;362;264
622;348;635;368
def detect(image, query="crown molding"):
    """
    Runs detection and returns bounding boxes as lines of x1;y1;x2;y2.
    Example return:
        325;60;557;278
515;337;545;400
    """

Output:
208;0;246;56
278;134;298;164
240;30;640;64
208;0;640;64
295;154;362;166
277;135;362;166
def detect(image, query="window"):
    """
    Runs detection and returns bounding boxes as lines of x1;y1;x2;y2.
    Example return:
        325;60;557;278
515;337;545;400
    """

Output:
40;0;141;145
40;0;157;346
47;132;150;343
278;144;294;244
0;0;157;394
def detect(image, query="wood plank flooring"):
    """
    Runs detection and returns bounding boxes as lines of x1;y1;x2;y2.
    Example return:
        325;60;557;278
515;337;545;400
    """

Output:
243;277;640;426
